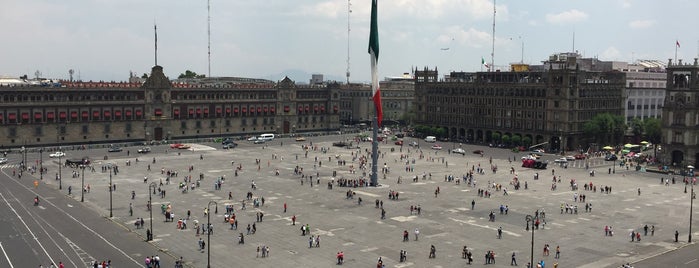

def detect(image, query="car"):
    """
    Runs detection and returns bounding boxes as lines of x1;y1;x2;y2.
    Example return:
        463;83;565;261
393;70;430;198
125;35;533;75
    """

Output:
247;136;258;141
222;142;238;149
395;140;403;146
532;148;545;153
605;154;618;161
108;147;123;152
554;158;568;163
138;147;151;153
295;136;307;142
178;144;191;149
49;152;66;158
431;144;443;150
221;138;234;144
473;149;484;154
254;139;266;144
0;158;7;164
451;148;466;155
170;143;184;149
565;156;576;161
408;141;419;147
574;153;587;160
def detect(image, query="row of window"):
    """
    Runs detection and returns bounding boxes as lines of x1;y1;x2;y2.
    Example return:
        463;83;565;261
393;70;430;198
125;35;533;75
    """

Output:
0;110;143;124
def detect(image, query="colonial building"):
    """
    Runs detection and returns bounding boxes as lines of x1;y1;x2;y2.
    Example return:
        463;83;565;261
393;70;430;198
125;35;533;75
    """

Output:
661;58;699;168
414;53;626;152
0;65;341;147
339;74;415;126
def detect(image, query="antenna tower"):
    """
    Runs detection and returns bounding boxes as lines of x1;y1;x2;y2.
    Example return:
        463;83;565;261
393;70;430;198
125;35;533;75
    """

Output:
490;0;496;72
208;0;212;77
346;0;352;84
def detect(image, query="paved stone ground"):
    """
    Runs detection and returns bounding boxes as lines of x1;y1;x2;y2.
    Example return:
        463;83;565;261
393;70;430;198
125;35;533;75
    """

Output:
27;136;698;267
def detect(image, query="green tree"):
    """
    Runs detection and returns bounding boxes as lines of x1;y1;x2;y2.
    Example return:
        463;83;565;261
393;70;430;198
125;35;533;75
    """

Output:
643;117;662;144
178;70;206;79
491;133;501;144
511;134;522;146
582;113;626;145
629;117;644;141
141;73;149;79
522;136;532;147
501;134;511;145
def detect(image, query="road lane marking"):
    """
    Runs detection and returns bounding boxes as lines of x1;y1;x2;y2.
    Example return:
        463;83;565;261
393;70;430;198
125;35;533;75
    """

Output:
0;192;55;265
0;242;14;268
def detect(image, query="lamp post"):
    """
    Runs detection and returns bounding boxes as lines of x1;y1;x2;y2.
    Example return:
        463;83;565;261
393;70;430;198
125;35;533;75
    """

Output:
58;154;62;190
690;166;695;243
525;214;537;268
80;165;86;202
108;163;113;218
207;200;218;268
148;182;157;241
39;148;43;180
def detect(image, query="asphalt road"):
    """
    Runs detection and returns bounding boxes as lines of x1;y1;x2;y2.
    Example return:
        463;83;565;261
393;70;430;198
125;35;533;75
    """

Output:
0;157;177;267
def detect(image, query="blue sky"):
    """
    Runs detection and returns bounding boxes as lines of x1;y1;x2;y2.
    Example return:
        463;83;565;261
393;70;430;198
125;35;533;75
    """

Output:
1;0;697;82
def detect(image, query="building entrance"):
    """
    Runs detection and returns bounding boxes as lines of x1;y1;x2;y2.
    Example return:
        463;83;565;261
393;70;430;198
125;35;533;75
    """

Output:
154;127;163;141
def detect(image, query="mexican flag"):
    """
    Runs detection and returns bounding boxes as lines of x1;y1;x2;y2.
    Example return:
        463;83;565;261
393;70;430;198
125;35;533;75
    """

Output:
482;57;489;68
368;0;383;127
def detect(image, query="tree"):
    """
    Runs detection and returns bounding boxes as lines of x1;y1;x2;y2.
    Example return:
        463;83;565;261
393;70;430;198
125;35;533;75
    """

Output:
643;118;662;144
178;70;206;79
511;134;522;146
583;113;626;145
522;136;532;147
491;133;501;144
629;117;644;142
501;134;511;145
141;73;149;79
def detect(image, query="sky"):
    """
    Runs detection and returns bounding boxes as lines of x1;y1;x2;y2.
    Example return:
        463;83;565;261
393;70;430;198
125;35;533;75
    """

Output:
2;0;698;83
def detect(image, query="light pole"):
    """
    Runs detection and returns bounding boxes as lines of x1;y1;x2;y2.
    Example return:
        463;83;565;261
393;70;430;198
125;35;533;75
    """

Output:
690;166;695;243
148;182;157;241
525;214;537;268
80;165;86;202
39;148;43;180
58;154;62;190
108;163;113;218
207;200;218;268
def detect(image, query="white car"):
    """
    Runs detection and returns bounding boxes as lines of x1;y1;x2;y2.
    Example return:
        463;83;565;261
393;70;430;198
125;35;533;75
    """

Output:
554;158;568;163
0;158;7;164
565;156;576;161
247;136;257;141
451;148;466;155
431;144;443;150
49;152;66;158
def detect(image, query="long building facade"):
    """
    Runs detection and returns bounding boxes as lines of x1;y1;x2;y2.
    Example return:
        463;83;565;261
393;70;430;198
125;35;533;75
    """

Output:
414;54;626;152
0;65;341;147
661;58;699;168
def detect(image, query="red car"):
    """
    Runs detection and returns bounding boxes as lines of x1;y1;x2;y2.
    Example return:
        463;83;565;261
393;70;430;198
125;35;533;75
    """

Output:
395;140;403;145
170;143;184;149
574;154;587;159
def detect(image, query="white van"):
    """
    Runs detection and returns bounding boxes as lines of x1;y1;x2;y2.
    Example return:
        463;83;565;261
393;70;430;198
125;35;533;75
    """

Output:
424;136;436;143
257;133;275;141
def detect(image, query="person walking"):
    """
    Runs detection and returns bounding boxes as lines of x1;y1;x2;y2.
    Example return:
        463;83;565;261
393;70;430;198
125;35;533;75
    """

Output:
414;228;420;241
498;227;503;239
555;245;560;259
511;251;517;266
675;230;679;242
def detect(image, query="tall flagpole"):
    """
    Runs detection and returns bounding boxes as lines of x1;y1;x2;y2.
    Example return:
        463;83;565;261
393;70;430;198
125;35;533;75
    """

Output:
154;23;158;66
369;0;381;187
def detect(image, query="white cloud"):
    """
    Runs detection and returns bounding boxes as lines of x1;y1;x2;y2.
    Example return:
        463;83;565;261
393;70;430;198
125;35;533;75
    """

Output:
600;46;621;60
628;19;655;29
437;26;491;48
545;9;588;24
297;0;507;21
620;0;632;8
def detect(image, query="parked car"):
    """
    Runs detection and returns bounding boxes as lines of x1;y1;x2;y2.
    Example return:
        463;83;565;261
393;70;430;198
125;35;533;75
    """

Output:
254;139;266;144
295;136;307;142
49;152;66;158
178;144;191;149
0;158;7;164
408;141;419;147
222;142;238;149
170;143;184;149
451;148;466;155
605;154;618;161
574;153;587;160
108;147;123;152
431;144;443;150
395;140;403;146
532;148;545;153
138;147;151;153
247;136;258;141
565;156;576;161
473;149;484;154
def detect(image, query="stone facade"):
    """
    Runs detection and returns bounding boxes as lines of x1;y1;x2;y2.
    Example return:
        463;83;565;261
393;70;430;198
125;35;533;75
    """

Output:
661;58;699;168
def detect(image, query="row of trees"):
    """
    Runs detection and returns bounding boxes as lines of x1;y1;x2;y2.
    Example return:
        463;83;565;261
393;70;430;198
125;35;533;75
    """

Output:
178;70;206;79
582;113;661;145
491;133;532;147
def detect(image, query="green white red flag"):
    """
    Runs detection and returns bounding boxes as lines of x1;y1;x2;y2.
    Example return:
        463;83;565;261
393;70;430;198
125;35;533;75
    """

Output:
368;0;383;127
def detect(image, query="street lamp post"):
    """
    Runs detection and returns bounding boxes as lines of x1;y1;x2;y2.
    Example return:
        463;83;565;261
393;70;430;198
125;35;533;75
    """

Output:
80;165;86;202
58;155;62;190
690;167;695;243
207;200;218;268
39;148;43;180
148;182;157;241
108;163;113;218
525;214;537;268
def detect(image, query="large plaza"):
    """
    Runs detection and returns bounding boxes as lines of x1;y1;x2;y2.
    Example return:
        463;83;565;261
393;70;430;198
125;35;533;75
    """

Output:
22;135;696;267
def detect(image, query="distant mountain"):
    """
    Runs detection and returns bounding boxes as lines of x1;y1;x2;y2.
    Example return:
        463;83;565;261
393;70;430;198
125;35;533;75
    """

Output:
264;69;347;84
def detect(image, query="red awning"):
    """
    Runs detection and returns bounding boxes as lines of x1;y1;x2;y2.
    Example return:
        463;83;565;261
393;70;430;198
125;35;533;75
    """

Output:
305;106;310;111
154;109;162;116
196;109;201;114
242;107;247;113
71;111;78;118
47;112;55;119
233;108;239;113
257;107;262;113
270;107;276;113
93;111;100;118
125;110;132;116
22;113;29;120
263;107;268;112
174;109;180;116
320;106;325;111
59;112;67;119
115;110;122;117
135;110;142;116
203;108;209;114
188;109;194;115
333;106;338;110
216;108;222;114
104;111;111;117
298;106;303;112
0;114;3;121
225;108;231;114
314;106;318;111
34;113;42;119
82;111;89;118
284;106;290;112
8;113;16;120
